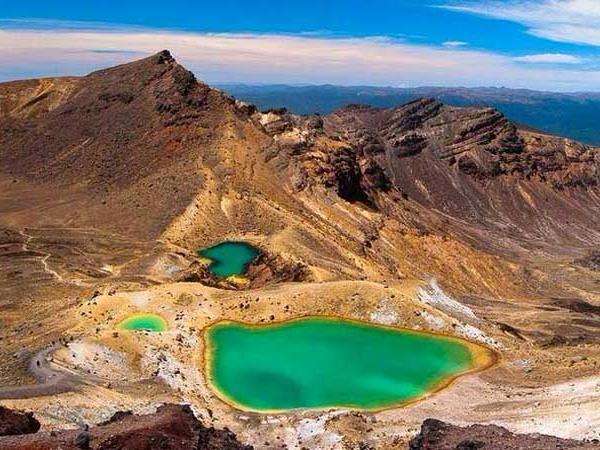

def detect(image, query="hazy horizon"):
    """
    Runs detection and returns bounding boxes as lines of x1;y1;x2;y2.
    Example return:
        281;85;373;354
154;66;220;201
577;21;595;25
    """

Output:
214;82;600;94
1;0;599;91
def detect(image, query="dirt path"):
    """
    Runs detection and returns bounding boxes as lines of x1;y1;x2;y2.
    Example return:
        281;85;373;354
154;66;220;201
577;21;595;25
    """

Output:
0;345;80;399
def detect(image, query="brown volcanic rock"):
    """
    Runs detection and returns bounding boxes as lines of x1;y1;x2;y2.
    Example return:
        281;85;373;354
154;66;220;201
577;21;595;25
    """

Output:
244;252;310;288
0;52;599;448
2;51;598;250
0;77;78;120
575;251;600;271
0;404;251;449
264;96;600;252
409;419;598;449
312;97;598;192
0;52;598;333
2;50;211;184
0;406;40;436
0;50;259;239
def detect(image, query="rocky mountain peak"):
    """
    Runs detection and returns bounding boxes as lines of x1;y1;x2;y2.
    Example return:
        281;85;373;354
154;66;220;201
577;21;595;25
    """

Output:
1;52;598;241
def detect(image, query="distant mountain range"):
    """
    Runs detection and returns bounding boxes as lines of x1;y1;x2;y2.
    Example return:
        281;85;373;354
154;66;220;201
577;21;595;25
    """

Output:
218;84;600;145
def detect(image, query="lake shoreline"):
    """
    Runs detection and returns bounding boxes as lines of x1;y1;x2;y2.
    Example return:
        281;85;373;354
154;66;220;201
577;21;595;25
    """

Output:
202;315;498;414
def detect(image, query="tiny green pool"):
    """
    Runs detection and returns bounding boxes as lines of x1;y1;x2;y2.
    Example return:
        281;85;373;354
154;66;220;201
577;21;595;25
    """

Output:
204;317;492;412
117;314;168;332
198;241;259;278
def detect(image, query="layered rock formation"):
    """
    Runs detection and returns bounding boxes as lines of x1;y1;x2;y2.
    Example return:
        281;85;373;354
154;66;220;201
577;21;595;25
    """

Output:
261;98;600;254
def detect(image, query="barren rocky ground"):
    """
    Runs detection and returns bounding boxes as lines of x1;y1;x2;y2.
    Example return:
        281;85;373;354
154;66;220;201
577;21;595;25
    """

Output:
0;51;598;449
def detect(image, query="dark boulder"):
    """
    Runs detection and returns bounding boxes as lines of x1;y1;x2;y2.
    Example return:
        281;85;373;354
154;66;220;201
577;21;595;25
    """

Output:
409;418;596;450
0;404;252;450
0;406;40;437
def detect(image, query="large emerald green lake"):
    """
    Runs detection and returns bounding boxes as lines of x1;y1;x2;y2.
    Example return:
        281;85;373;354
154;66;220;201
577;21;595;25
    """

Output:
117;314;168;332
198;241;259;278
205;317;487;412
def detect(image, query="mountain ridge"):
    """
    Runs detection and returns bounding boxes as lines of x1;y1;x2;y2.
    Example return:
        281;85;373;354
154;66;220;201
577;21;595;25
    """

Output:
1;50;598;253
219;83;600;145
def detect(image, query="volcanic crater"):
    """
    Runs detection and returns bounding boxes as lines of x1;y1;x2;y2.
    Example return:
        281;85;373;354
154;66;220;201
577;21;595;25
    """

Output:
0;51;599;449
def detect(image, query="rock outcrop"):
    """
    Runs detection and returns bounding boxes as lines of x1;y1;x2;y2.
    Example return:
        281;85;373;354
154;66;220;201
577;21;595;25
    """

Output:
0;404;252;450
265;96;599;198
409;418;598;449
0;406;40;437
244;252;310;287
259;96;600;252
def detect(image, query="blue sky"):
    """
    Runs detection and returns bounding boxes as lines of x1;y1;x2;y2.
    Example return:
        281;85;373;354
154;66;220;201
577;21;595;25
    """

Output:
1;0;599;90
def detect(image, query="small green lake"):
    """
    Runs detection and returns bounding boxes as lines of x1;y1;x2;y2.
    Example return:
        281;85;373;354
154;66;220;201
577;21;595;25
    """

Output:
198;241;259;278
117;314;168;332
204;317;491;412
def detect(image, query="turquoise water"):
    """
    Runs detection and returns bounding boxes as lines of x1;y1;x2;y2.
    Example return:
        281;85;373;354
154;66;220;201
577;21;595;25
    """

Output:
205;317;480;412
198;241;259;278
117;314;168;332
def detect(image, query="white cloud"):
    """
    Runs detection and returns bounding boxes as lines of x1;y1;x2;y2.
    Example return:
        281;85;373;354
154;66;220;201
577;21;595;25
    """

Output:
443;40;468;47
514;53;584;64
440;0;600;46
0;20;598;91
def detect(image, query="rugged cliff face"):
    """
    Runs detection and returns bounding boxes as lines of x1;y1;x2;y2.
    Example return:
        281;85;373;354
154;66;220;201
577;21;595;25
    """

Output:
260;98;600;254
